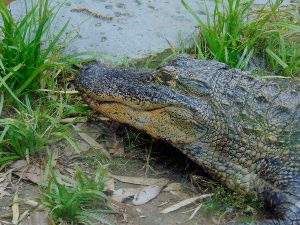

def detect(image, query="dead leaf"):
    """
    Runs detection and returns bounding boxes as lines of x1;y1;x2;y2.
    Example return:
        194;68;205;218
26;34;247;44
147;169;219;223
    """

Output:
64;167;76;178
18;210;29;223
110;174;168;186
108;136;124;156
72;124;110;158
9;160;27;169
188;204;202;221
0;181;10;198
23;200;47;211
19;211;50;225
112;188;138;202
99;117;110;121
104;178;115;191
24;200;39;207
56;175;73;187
12;193;19;225
107;128;124;156
169;190;189;199
60;117;87;124
159;194;212;214
132;180;168;205
109;199;139;218
10;160;42;184
0;169;12;198
38;89;78;94
163;182;182;192
64;140;90;156
121;212;128;223
157;201;169;207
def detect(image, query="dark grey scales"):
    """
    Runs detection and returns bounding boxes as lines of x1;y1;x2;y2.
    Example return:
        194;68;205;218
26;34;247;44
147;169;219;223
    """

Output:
75;55;300;224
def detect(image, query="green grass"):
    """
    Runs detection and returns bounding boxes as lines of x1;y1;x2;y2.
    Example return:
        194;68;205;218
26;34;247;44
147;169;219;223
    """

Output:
41;168;114;225
80;150;120;169
202;186;263;222
182;0;300;76
264;4;300;76
0;0;89;103
0;0;93;165
0;1;116;224
0;95;80;165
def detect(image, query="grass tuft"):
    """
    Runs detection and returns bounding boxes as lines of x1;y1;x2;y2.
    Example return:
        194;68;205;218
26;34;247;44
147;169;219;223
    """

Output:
203;186;263;222
182;0;300;76
0;96;80;165
41;169;114;225
0;0;90;102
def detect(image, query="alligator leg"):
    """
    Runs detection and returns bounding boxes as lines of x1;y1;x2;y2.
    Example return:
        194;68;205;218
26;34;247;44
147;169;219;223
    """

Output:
260;188;300;225
184;144;300;225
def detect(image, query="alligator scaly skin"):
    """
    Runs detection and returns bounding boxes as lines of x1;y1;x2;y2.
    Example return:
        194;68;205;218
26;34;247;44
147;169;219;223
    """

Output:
76;55;300;224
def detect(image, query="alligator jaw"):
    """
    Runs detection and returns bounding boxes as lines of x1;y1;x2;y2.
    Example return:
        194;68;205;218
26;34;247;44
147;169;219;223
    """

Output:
80;89;202;144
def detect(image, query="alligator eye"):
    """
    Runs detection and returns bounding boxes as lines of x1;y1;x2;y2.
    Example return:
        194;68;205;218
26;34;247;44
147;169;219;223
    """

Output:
159;71;175;82
179;79;210;96
153;67;178;87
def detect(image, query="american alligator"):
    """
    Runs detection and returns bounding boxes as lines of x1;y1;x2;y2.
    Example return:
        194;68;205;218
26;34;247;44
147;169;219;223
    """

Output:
76;55;300;224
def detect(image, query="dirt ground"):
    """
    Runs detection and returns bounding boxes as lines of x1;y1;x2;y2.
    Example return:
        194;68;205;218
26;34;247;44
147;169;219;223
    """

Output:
0;119;256;225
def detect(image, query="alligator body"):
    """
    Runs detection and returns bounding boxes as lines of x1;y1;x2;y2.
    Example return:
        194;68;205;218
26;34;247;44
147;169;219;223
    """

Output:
76;55;300;224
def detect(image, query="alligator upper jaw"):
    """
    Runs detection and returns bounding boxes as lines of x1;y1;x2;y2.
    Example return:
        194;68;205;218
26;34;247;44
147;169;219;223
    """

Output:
77;85;173;112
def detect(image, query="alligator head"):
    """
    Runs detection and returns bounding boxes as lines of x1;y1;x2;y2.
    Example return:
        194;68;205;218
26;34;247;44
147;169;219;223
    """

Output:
76;55;300;224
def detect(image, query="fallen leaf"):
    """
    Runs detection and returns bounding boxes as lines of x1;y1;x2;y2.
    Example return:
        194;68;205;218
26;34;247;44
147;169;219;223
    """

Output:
112;188;138;202
108;136;124;156
0;169;12;198
104;178;115;191
38;89;78;94
12;193;19;225
0;182;10;198
99;117;110;121
18;210;29;223
109;199;139;218
157;201;169;207
121;212;128;223
60;117;87;124
23;200;47;211
163;182;182;192
107;125;124;156
110;174;168;186
10;160;42;184
24;200;39;207
188;204;202;221
64;167;76;178
64;140;90;156
132;180;168;205
56;175;73;187
72;124;110;158
159;194;211;214
9;160;27;169
19;211;50;225
169;190;189;199
136;208;142;213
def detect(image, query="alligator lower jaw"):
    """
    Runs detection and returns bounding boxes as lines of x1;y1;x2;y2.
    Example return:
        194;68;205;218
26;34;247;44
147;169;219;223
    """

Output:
81;92;199;145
